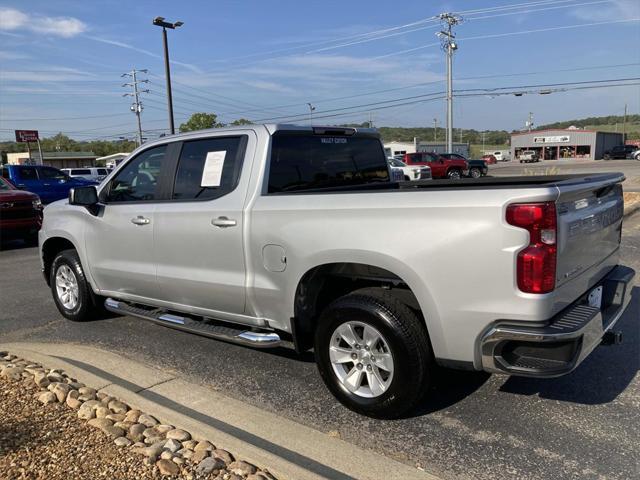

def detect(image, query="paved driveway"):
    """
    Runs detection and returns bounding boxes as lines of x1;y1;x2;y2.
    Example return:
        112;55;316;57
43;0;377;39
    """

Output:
1;213;639;480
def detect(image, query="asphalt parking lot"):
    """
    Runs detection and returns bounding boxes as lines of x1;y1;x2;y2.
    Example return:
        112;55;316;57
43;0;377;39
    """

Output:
489;158;640;191
1;208;639;480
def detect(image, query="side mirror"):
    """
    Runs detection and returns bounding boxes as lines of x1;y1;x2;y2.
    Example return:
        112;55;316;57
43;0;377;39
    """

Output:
69;186;99;213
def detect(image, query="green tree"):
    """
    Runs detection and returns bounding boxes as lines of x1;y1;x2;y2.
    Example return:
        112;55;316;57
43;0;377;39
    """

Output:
179;113;224;132
230;118;252;126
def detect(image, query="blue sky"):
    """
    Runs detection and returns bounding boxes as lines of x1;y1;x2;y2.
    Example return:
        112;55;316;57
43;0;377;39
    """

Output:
0;0;639;141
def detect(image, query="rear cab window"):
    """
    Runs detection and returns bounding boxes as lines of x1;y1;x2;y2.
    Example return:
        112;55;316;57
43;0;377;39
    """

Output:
268;131;389;193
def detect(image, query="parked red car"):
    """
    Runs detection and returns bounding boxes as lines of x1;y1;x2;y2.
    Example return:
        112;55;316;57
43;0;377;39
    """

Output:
0;177;43;244
481;154;498;165
402;152;468;179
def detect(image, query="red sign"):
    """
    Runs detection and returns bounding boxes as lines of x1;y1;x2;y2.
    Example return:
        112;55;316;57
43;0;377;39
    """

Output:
15;130;39;142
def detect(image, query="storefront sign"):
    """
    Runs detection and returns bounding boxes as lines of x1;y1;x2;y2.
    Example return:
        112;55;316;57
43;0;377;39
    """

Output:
533;135;570;144
15;130;39;142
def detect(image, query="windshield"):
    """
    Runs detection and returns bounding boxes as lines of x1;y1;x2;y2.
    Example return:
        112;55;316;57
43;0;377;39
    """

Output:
268;133;389;192
389;158;407;167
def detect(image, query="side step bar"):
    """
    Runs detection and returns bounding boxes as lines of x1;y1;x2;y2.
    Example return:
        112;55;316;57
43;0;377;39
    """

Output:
104;298;282;348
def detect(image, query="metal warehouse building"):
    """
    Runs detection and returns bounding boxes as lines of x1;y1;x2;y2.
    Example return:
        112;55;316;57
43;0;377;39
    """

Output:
510;129;623;161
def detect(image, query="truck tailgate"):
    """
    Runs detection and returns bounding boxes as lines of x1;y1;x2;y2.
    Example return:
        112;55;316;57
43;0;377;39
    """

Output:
555;173;625;288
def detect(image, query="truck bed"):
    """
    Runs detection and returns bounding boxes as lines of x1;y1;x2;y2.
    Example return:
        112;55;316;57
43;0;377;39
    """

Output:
268;173;625;194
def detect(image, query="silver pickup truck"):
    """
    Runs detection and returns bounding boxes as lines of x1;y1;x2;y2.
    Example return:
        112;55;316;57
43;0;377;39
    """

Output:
39;124;635;418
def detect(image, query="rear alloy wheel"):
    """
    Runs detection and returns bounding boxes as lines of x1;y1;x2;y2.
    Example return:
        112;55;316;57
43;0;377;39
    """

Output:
447;169;462;179
469;167;482;178
315;288;433;418
635;153;640;161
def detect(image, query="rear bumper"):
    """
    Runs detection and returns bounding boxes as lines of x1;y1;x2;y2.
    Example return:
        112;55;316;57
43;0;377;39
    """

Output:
480;265;635;377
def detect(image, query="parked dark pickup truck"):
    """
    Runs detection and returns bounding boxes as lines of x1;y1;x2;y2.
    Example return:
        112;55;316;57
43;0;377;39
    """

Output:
440;153;488;178
1;165;97;204
0;177;43;244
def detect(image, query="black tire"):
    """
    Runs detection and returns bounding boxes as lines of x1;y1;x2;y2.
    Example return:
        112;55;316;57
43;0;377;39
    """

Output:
50;249;102;322
447;169;462;180
314;288;433;419
469;167;482;179
404;175;411;182
604;154;611;160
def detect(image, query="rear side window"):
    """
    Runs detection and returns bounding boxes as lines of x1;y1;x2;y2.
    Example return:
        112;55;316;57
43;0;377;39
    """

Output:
18;168;38;180
97;169;108;175
39;167;67;180
71;169;91;175
172;136;246;200
268;134;388;193
1;168;9;179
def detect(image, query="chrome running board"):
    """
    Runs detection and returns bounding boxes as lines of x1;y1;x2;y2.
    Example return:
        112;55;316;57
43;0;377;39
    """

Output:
104;298;281;348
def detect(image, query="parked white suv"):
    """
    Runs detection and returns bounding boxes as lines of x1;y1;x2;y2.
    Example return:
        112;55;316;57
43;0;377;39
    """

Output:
39;124;634;418
61;167;110;182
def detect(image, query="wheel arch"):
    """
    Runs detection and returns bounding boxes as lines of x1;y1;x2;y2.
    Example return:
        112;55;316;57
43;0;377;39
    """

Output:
41;236;80;287
291;258;441;353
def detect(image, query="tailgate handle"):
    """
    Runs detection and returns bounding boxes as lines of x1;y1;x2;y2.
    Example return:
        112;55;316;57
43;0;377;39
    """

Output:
594;185;615;198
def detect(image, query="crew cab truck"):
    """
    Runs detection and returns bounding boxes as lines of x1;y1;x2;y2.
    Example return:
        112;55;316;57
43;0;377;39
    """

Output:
1;165;97;204
39;124;635;418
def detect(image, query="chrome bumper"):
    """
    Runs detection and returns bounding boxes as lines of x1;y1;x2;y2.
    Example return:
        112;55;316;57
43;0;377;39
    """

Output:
480;265;635;377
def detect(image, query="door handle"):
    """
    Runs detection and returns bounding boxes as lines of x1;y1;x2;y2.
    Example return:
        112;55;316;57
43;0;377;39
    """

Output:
131;216;151;226
212;216;237;228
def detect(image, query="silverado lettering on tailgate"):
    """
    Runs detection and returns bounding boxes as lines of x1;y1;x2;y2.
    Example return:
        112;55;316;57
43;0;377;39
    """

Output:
568;201;623;237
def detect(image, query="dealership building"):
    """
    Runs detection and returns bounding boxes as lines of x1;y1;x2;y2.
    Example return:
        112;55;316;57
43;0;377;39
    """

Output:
510;128;623;161
6;151;98;168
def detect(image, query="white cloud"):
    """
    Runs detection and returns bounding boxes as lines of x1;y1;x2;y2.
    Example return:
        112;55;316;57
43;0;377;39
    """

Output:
0;7;87;38
243;80;295;94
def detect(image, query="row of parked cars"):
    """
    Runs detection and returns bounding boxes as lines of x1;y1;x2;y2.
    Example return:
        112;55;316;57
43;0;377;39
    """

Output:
0;164;103;244
388;152;490;181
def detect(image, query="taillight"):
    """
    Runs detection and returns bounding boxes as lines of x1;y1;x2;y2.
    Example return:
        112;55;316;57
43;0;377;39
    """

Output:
506;202;557;294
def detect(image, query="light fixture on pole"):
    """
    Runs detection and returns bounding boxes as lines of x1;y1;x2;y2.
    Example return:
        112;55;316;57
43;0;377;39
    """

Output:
307;103;316;126
152;16;183;135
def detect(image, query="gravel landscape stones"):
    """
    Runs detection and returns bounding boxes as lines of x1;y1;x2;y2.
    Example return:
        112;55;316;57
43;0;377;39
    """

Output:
0;352;278;479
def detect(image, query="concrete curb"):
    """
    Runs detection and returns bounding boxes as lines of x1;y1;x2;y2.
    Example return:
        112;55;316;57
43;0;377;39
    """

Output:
0;342;439;480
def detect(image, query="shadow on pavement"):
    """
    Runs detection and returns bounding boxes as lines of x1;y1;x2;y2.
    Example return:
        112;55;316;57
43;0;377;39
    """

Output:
499;286;639;405
0;239;36;251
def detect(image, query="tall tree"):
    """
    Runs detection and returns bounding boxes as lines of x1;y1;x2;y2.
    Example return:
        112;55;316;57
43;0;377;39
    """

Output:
179;113;224;132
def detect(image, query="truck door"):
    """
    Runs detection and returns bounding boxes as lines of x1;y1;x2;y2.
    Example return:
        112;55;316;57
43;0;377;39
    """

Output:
153;132;255;315
85;144;174;299
12;167;47;201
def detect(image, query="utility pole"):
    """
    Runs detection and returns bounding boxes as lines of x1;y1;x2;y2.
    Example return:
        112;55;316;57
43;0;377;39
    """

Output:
459;128;463;143
437;13;462;153
122;69;149;147
307;103;316;126
368;112;374;128
482;131;486;153
527;111;534;132
622;103;627;141
153;17;183;135
433;118;438;142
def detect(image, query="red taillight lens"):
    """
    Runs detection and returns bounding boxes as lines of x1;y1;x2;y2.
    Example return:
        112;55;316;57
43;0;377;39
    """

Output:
506;202;557;293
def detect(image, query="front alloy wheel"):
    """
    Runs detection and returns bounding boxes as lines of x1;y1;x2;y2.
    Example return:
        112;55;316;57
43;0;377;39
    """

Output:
447;169;462;179
55;264;79;310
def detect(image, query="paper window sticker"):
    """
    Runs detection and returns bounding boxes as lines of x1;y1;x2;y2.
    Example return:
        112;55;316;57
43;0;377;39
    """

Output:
201;151;227;187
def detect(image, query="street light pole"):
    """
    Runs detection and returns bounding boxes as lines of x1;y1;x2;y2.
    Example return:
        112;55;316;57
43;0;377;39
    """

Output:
153;17;183;135
307;103;316;126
